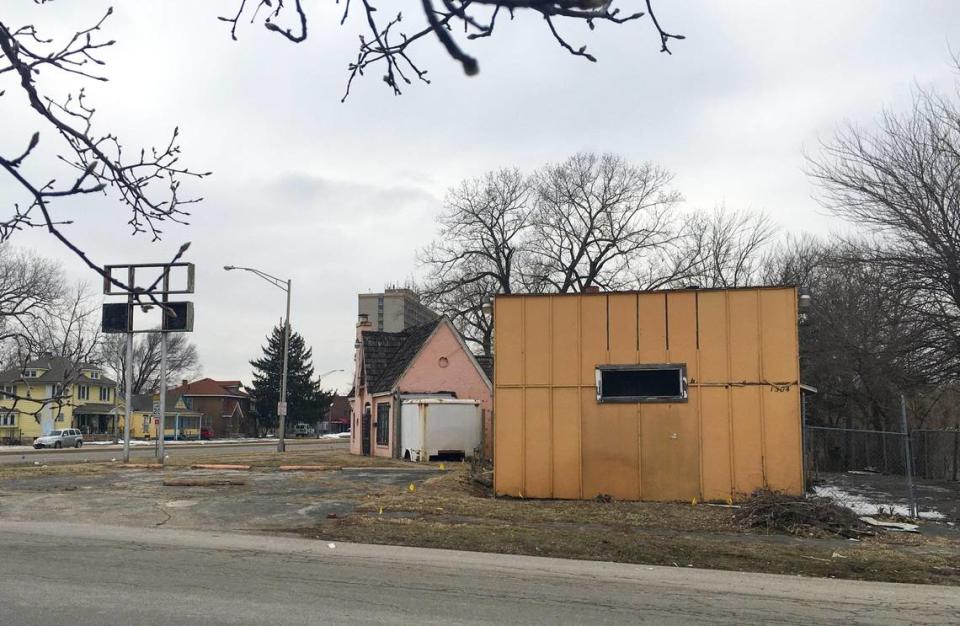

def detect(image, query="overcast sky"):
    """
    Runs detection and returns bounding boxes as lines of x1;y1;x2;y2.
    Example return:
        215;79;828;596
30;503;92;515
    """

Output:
2;1;959;392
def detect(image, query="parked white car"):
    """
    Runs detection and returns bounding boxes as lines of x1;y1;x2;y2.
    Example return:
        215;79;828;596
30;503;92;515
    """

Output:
33;429;83;449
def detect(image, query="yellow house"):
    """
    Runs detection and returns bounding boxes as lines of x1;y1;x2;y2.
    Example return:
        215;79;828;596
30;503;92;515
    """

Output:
126;392;203;440
0;355;121;444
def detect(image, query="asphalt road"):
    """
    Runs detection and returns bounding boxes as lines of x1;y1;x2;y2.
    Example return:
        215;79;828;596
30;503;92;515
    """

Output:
0;522;956;625
0;439;348;465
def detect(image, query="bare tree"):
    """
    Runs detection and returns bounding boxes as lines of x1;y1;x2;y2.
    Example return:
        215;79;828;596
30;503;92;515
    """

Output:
807;75;960;377
527;152;682;292
420;168;532;353
0;8;207;292
223;1;683;100
18;281;103;366
670;207;777;289
763;237;946;431
0;280;104;423
100;331;201;396
0;245;65;353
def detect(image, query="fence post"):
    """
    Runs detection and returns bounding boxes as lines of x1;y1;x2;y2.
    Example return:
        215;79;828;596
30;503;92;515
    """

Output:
953;429;958;483
899;394;919;518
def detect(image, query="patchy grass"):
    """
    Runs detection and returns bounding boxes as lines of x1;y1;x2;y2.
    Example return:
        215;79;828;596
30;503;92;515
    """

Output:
160;449;411;470
297;466;960;586
3;450;957;585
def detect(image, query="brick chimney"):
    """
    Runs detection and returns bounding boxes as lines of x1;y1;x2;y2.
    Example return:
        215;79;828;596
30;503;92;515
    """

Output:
181;379;188;390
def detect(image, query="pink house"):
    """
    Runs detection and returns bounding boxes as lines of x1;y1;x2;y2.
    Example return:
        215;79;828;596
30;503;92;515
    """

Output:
349;315;493;458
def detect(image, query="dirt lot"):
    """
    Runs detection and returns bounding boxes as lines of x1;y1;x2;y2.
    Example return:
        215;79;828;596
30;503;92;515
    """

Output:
0;448;957;585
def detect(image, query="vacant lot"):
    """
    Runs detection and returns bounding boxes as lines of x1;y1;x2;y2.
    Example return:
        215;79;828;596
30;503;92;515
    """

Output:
0;448;957;585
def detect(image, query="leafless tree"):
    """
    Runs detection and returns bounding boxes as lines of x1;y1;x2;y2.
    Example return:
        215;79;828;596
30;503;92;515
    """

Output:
419;168;533;353
527;152;682;292
100;331;201;396
0;244;65;351
807;73;960;379
17;281;103;366
0;7;207;294
0;280;105;422
763;237;947;431
223;1;683;100
669;207;778;289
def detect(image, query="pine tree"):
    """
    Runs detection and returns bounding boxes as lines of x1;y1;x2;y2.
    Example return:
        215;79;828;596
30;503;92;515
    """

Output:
249;323;323;435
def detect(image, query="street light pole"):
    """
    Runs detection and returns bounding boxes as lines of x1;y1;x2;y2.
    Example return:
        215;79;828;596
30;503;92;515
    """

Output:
278;278;291;453
224;265;292;453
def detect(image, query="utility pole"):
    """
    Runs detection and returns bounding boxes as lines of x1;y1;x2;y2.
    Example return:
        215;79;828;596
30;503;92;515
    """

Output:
123;331;132;463
223;265;292;453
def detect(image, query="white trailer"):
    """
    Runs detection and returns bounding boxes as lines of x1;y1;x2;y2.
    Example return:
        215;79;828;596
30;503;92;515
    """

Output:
400;398;482;462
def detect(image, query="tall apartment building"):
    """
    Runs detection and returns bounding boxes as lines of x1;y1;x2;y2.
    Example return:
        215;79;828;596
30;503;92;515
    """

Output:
358;288;438;332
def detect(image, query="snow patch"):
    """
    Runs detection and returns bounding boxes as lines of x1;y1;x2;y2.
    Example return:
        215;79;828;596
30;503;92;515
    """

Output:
813;485;945;520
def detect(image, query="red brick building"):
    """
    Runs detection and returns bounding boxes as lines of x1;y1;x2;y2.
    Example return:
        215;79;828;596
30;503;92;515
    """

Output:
168;378;252;438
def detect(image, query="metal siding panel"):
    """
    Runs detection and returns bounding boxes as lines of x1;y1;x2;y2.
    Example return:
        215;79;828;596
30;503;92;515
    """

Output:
697;291;733;501
494;298;524;386
524;297;551;386
697;291;728;382
637;292;667;500
523;388;552;498
759;288;798;382
608;293;638;364
667;292;698;379
759;288;803;495
762;386;804;495
494;387;524;496
700;387;733;501
579;295;608;385
552;387;581;499
637;293;667;362
640;403;700;501
728;290;760;382
551;297;580;387
666;292;702;500
731;386;765;496
580;390;640;499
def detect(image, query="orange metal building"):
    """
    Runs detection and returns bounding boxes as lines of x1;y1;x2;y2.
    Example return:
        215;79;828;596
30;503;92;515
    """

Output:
493;287;804;502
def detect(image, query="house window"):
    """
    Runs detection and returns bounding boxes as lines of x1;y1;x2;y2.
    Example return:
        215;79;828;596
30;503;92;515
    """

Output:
99;387;111;402
0;411;16;427
596;364;688;403
55;413;65;422
375;403;390;446
77;385;89;401
1;384;14;397
24;369;38;378
89;371;100;380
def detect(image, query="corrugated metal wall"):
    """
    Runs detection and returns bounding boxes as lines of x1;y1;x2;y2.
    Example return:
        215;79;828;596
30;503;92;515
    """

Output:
493;288;803;501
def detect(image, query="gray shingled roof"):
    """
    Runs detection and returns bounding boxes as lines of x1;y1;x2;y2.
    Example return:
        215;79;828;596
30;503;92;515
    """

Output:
0;355;116;387
362;319;442;394
475;355;494;382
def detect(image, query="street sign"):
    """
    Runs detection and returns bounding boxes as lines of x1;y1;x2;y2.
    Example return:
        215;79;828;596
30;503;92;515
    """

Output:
154;418;160;425
152;400;161;418
277;402;287;417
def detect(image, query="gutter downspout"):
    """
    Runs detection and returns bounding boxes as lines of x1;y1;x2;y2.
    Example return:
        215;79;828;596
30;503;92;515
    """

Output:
393;389;402;459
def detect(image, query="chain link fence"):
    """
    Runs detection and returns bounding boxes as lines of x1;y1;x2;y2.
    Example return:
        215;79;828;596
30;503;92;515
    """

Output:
805;425;959;481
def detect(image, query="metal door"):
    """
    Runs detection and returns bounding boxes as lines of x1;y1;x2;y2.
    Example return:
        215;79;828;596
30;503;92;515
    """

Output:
361;405;372;456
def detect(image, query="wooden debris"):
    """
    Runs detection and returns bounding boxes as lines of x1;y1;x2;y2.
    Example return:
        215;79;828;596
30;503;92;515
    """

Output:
189;464;251;471
163;477;247;487
278;465;341;472
735;489;875;538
